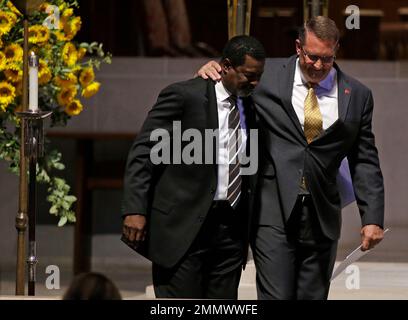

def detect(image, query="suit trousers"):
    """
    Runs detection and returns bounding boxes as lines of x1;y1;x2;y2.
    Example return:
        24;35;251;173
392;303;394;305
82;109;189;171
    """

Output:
253;195;338;300
153;201;243;298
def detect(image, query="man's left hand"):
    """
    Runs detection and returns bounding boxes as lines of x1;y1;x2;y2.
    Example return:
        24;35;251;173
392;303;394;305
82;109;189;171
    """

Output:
360;224;384;251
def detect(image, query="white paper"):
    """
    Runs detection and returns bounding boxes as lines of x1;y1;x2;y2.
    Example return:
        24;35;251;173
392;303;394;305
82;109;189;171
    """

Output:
331;228;389;281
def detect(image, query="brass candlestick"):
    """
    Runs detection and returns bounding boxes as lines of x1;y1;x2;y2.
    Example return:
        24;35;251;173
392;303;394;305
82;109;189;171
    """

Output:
17;108;52;296
228;0;252;39
11;0;46;296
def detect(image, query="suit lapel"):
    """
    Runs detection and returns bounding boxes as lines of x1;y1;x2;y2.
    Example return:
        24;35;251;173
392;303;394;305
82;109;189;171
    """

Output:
279;56;306;139
206;79;219;130
241;97;252;134
206;80;219;173
241;97;253;154
316;64;351;139
336;65;352;122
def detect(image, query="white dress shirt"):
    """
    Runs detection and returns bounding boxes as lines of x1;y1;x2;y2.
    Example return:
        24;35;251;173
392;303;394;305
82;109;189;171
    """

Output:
214;81;247;200
292;58;338;131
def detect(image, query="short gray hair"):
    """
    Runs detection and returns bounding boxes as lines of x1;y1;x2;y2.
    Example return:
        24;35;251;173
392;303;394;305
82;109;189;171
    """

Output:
298;16;339;45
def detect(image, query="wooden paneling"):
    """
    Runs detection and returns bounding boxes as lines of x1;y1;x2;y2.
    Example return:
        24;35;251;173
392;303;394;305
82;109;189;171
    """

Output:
330;0;408;28
76;0;144;56
251;0;303;57
74;0;408;58
329;0;408;59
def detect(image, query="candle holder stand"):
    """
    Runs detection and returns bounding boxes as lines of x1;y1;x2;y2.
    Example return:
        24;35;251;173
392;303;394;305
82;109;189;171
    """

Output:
11;0;47;296
16;110;52;296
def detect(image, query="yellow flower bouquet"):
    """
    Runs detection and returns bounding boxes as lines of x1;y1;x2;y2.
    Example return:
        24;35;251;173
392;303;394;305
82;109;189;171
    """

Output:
0;0;111;226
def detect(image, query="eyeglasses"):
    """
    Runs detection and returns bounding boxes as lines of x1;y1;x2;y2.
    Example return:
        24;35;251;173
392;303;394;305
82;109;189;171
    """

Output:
301;47;336;65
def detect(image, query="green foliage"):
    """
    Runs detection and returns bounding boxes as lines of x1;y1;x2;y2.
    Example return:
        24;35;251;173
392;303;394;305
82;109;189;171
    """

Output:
0;0;111;226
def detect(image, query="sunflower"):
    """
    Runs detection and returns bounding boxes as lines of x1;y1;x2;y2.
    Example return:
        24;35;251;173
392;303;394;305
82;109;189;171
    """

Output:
55;30;67;41
4;64;22;83
62;8;73;18
4;43;23;63
64;99;83;116
59;3;67;12
39;69;52;85
37;26;50;43
7;1;22;16
82;82;101;98
54;73;78;87
0;51;6;70
57;13;67;31
77;47;87;60
0;10;16;36
79;67;95;87
39;3;51;12
38;60;52;85
62;42;77;66
29;25;50;45
71;65;82;74
64;16;81;40
71;16;82;32
0;81;16;109
57;85;77;106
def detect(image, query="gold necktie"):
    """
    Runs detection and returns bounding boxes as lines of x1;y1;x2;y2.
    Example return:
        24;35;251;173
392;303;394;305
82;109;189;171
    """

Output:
304;83;323;144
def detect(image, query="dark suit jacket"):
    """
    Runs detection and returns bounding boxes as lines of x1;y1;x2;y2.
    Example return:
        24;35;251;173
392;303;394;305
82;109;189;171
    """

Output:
122;77;256;268
253;56;384;240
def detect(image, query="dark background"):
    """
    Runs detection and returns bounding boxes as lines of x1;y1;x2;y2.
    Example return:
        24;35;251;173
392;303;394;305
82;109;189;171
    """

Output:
75;0;408;60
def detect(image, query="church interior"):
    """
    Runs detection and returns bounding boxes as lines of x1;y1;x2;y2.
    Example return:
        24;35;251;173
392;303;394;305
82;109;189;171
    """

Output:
0;0;408;300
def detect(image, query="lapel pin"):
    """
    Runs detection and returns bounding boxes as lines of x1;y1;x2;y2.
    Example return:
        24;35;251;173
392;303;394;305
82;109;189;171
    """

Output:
344;88;350;95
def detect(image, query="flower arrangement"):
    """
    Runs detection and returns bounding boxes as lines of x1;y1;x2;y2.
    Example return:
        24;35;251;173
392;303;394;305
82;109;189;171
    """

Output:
0;0;111;226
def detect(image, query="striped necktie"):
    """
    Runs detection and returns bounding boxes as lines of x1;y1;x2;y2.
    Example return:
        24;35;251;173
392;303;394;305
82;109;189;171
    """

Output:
304;83;323;144
227;95;242;208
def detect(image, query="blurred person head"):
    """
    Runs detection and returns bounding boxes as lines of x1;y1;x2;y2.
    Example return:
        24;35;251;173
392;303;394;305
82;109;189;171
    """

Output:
220;35;265;97
296;16;339;85
63;272;122;300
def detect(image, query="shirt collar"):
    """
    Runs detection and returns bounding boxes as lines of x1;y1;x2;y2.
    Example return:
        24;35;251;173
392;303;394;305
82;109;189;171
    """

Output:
215;80;232;104
294;58;337;94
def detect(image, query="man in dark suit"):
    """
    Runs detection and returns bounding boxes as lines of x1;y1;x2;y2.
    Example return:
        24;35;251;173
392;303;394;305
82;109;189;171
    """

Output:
197;16;385;299
121;35;265;298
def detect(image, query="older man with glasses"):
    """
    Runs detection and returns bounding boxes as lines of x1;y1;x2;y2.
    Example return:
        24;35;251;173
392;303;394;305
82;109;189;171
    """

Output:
197;16;385;300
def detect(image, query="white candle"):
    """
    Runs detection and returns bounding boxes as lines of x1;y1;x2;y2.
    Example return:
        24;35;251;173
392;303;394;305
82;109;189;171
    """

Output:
29;52;39;112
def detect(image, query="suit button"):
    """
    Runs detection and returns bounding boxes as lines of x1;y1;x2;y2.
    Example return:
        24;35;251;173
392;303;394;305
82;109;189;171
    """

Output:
210;188;215;194
198;216;205;223
248;189;252;194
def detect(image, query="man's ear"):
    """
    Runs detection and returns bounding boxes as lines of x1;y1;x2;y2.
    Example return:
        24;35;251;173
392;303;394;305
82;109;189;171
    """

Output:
295;39;301;56
221;58;232;73
334;42;340;53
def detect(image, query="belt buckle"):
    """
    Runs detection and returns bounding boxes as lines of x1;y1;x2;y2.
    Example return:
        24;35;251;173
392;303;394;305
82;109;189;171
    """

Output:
301;176;307;190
